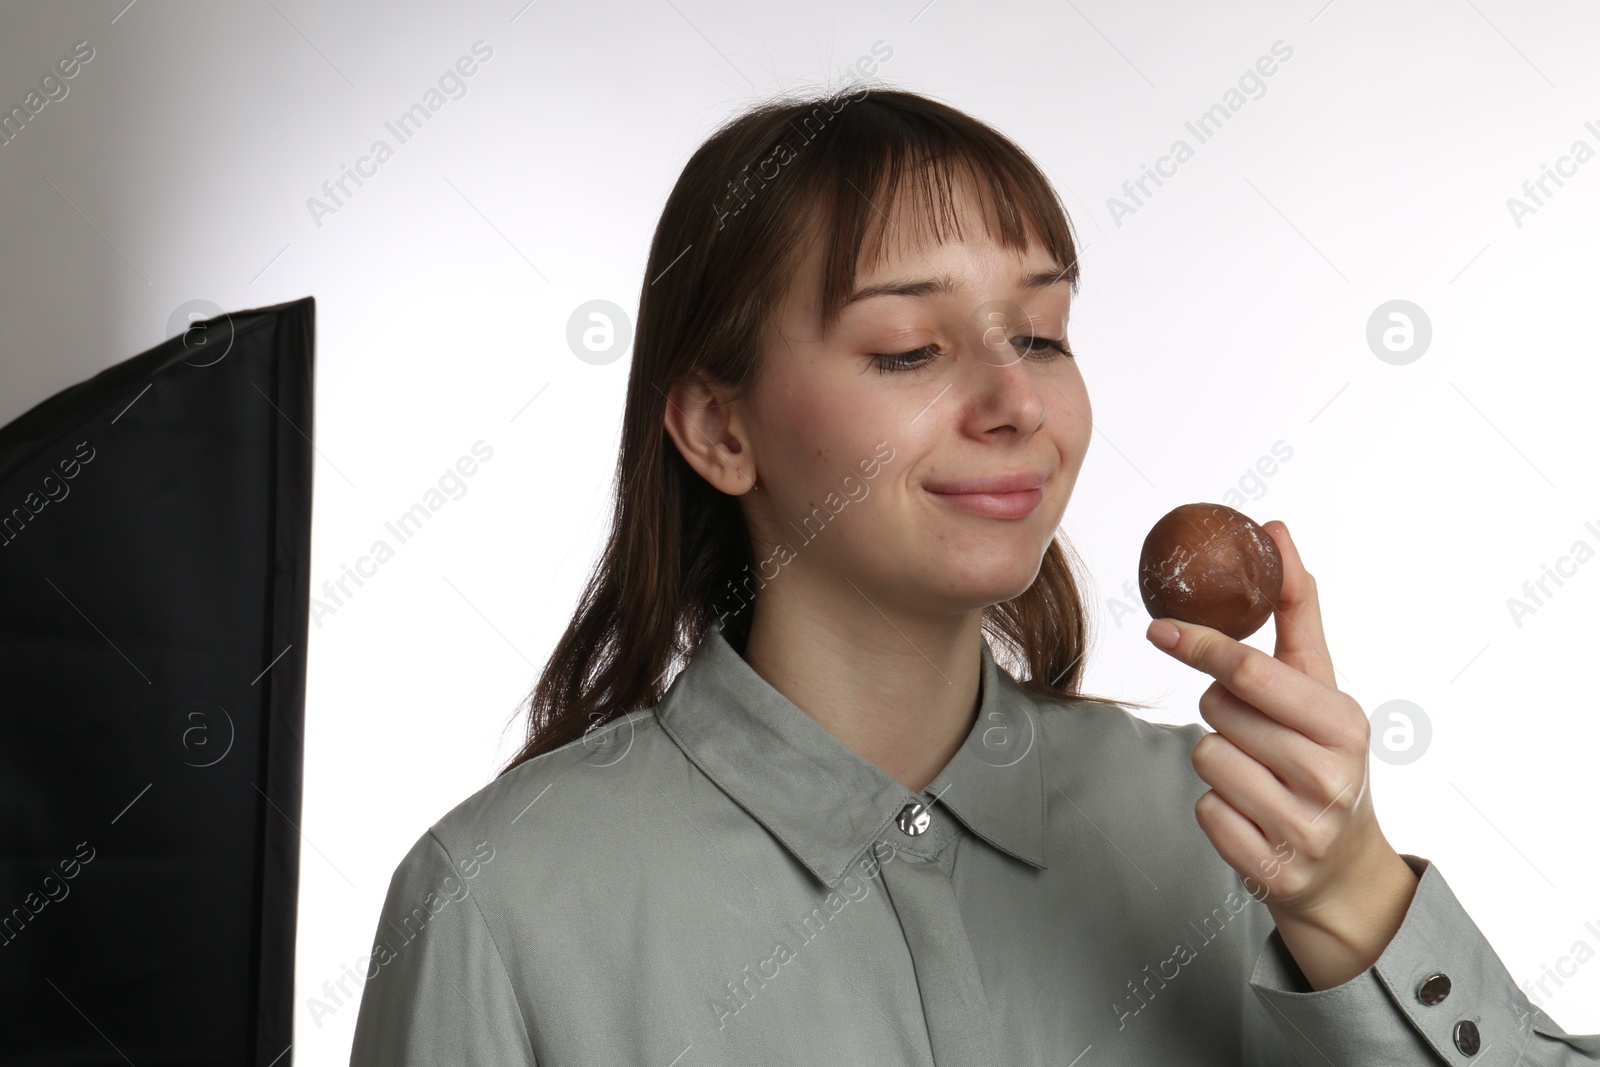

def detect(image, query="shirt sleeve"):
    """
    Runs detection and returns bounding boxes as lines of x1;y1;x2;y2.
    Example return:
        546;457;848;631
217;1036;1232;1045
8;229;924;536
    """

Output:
348;829;536;1066
1245;853;1600;1065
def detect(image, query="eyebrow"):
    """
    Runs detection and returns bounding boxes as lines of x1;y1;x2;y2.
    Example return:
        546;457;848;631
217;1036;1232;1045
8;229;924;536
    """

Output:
842;267;1073;307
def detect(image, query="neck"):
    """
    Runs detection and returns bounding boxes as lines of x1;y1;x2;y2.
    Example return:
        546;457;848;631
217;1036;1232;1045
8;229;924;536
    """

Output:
736;581;984;794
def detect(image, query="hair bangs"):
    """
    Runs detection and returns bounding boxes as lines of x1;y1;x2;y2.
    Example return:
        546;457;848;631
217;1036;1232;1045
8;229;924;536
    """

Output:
797;105;1082;337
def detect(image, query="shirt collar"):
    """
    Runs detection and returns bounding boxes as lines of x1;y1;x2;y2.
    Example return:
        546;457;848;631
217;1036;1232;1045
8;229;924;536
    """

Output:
655;623;1050;889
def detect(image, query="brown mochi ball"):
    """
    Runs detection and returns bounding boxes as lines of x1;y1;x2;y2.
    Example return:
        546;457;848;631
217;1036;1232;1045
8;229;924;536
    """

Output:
1138;502;1284;640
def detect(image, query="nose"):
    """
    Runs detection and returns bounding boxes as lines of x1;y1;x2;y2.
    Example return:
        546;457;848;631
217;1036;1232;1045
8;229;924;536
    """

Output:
957;327;1048;437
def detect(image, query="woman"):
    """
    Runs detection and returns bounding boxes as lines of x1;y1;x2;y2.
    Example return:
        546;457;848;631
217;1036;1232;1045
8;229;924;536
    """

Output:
348;85;1598;1065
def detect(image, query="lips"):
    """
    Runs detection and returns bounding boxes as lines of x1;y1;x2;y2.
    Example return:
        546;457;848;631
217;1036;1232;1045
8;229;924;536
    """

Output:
924;472;1045;495
924;471;1047;519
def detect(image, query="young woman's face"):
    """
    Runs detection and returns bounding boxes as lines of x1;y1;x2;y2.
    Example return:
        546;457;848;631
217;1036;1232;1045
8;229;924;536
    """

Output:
737;177;1093;617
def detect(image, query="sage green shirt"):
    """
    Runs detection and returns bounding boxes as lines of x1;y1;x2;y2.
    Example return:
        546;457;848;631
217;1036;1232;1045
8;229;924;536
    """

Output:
348;624;1600;1065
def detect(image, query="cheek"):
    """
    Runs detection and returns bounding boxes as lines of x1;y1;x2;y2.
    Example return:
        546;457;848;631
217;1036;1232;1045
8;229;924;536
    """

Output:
753;367;884;496
1051;363;1092;457
770;387;842;465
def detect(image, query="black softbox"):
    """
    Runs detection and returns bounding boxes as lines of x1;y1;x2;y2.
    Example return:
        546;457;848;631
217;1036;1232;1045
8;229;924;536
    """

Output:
0;296;315;1064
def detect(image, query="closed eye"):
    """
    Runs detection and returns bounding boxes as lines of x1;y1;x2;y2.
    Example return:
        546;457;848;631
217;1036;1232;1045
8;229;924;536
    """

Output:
1014;336;1073;359
869;336;1074;374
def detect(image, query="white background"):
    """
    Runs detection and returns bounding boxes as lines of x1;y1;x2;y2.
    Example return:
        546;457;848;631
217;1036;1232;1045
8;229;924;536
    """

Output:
2;0;1596;1060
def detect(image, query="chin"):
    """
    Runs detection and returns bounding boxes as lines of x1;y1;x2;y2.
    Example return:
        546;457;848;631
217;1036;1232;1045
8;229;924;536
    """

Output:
931;559;1046;611
859;535;1048;613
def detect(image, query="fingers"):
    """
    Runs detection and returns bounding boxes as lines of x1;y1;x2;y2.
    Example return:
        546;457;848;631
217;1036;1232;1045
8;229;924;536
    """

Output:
1147;615;1343;746
1191;785;1278;898
1263;521;1335;688
1197;681;1329;795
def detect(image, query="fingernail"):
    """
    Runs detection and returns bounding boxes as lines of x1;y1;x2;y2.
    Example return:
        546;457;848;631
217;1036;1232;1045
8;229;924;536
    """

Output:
1147;620;1180;649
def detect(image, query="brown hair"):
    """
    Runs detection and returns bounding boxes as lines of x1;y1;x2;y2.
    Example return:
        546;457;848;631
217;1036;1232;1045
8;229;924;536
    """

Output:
500;84;1145;776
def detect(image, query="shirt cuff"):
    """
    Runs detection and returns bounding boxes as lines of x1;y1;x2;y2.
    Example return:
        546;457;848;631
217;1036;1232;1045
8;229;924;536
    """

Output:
1246;853;1577;1066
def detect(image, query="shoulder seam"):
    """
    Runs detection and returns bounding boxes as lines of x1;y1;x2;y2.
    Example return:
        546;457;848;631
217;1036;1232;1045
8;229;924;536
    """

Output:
424;829;537;1059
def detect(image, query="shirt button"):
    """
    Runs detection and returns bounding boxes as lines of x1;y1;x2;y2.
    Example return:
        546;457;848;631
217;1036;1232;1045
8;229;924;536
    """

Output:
896;801;931;836
1417;973;1452;1006
1453;1020;1481;1056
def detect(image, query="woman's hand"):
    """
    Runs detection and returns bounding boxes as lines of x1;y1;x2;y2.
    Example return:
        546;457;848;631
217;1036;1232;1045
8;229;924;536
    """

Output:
1144;519;1420;990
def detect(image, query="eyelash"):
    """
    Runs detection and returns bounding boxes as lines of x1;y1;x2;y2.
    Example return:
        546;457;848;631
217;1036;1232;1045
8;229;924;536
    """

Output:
869;336;1074;374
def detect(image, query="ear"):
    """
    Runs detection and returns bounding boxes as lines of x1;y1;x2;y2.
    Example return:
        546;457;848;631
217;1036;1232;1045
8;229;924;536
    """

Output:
662;374;758;496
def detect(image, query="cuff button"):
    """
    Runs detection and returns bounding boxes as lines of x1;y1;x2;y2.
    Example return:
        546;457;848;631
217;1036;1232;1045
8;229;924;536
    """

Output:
1418;972;1452;1006
1454;1020;1482;1057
